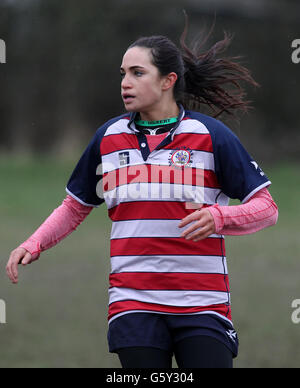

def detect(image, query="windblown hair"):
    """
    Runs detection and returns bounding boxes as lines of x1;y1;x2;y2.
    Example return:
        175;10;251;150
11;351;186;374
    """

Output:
129;16;259;119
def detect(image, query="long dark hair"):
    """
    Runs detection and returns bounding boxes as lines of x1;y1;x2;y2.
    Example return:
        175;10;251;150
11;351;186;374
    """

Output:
128;16;259;119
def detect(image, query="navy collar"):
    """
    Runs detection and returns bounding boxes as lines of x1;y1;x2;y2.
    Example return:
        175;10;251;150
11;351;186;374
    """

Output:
127;104;185;140
126;105;186;162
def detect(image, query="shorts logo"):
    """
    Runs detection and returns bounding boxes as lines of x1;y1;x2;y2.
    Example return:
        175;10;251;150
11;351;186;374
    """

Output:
226;329;237;341
168;147;193;169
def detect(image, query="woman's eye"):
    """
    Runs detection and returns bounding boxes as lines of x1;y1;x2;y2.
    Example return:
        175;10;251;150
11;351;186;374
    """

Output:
120;71;143;79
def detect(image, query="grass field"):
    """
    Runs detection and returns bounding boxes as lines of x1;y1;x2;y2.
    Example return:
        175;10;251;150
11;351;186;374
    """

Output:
0;155;299;368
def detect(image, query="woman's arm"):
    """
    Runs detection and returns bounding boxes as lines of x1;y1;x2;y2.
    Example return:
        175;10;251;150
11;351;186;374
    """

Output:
207;188;278;235
179;188;278;241
6;195;93;283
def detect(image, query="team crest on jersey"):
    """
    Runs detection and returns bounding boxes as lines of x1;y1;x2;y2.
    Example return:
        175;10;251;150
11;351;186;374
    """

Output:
168;147;193;169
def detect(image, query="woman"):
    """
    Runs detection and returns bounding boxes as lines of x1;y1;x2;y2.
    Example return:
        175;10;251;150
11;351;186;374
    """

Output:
6;27;278;368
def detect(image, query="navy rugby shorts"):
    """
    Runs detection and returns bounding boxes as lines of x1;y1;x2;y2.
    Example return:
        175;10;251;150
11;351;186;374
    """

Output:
107;312;238;358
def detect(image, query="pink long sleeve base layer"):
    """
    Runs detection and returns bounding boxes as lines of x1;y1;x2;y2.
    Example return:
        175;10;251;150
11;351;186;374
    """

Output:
20;195;93;261
207;188;278;235
19;188;277;260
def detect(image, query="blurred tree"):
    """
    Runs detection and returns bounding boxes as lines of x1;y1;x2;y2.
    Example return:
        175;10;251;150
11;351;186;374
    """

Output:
0;0;299;161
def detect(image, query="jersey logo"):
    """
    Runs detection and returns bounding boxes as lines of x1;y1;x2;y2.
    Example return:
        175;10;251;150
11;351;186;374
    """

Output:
168;147;193;169
251;161;265;176
119;151;130;166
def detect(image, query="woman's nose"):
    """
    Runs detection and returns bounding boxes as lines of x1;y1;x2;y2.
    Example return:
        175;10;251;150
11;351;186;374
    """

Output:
121;74;132;89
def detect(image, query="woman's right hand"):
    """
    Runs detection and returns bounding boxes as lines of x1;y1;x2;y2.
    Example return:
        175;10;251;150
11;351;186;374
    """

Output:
6;247;33;284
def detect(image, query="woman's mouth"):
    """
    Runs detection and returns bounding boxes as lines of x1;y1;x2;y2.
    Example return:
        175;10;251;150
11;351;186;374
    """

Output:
122;94;135;104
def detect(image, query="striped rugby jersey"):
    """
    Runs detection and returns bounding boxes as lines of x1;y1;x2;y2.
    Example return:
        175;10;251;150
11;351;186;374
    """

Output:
66;105;271;325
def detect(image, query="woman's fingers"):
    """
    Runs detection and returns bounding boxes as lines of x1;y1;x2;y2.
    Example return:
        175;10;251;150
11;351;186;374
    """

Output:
6;248;32;284
186;224;213;241
181;219;203;238
179;209;216;241
6;251;21;283
178;208;202;229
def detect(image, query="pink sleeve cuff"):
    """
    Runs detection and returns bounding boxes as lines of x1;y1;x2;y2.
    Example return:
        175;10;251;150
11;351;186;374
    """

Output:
19;238;42;261
207;204;225;234
207;188;278;236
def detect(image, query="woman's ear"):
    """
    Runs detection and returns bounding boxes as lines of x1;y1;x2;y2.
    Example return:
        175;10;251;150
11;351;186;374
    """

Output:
162;72;178;91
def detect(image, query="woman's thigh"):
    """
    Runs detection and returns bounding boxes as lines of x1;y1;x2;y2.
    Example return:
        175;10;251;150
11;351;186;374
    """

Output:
174;335;233;368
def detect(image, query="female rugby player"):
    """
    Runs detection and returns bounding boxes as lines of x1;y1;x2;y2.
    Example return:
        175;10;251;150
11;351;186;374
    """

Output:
6;23;278;368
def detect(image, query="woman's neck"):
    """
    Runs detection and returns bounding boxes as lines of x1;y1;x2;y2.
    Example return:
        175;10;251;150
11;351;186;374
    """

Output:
139;101;180;122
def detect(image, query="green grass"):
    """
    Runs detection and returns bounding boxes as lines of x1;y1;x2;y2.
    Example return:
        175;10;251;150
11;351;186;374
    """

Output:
0;156;299;368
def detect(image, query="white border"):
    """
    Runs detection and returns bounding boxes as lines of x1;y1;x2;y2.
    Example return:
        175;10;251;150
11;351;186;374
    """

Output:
65;187;100;208
108;309;234;327
242;181;271;204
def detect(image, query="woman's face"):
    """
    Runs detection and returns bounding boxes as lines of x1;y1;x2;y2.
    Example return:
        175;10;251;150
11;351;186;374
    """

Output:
120;46;165;114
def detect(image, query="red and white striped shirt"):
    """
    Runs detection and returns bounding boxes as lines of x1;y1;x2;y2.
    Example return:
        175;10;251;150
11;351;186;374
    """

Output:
20;106;276;326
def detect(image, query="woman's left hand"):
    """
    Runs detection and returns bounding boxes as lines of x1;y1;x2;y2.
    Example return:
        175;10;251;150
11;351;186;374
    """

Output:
178;207;216;242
